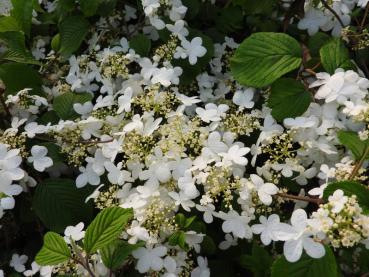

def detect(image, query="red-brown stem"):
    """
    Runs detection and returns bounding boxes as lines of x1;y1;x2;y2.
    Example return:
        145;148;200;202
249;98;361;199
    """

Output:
277;193;324;205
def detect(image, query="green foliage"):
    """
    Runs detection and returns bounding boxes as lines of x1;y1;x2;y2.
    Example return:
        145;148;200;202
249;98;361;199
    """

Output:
337;130;369;160
79;0;100;17
53;92;93;120
230;32;302;88
129;34;152;56
10;0;33;36
320;38;353;74
323;181;369;213
0;31;39;64
32;179;94;233
84;207;133;254
271;247;338;277
268;78;312;121
0;16;21;32
0;62;42;95
239;243;272;277
101;240;143;270
59;15;90;57
35;232;71;265
234;0;278;15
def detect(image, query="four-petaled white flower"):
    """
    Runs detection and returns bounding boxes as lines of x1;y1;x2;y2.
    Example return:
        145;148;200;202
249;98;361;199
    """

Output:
0;144;24;190
232;89;254;109
132;246;167;273
328;189;347;213
249;174;278;206
64;222;85;243
219;145;250;166
27;145;53;172
10;253;28;273
191;256;210;277
216;210;252;239
176;37;207;65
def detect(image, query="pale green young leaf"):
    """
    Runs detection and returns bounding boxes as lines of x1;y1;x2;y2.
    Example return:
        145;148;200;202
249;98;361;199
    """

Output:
35;232;71;266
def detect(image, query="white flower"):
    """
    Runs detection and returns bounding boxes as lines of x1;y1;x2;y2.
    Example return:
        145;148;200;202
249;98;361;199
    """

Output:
10;253;28;272
191;256;210;277
328;189;347;213
282;209;325;262
64;222;85;243
232;89;254;109
216;210;252;239
24;262;41;277
175;37;207;65
196;204;215;223
196;103;229;123
27;146;53;172
117;87;133;114
0;144;24;191
166;20;189;38
132;246;167;273
151;67;183;87
219;144;250;166
76;163;101;188
73;101;93;116
219;233;238;250
169;191;195;211
251;214;292;246
297;8;328;35
249;174;278;206
185;231;204;253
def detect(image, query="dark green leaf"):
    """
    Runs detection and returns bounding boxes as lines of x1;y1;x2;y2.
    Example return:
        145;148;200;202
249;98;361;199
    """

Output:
320;38;353;74
308;32;331;57
323;181;369;213
10;0;33;36
53;92;93;120
32;178;94;233
84;207;133;254
0;62;42;95
271;247;337;277
35;232;71;265
230;32;302;88
0;16;21;32
101;240;143;270
59;15;89;56
80;0;100;17
240;243;272;277
337;130;369;160
268;78;312;121
129;34;151;56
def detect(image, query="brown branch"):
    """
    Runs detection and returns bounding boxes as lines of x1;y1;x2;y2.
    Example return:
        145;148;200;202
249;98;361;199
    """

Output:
321;0;345;28
277;193;324;205
360;3;369;30
349;145;369;180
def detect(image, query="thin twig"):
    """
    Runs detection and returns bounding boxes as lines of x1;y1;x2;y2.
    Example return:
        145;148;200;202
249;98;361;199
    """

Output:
360;3;369;30
277;193;324;205
349;145;369;180
321;0;345;28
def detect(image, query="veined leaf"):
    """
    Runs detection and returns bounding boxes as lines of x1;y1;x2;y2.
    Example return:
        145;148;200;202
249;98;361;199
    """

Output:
35;232;71;266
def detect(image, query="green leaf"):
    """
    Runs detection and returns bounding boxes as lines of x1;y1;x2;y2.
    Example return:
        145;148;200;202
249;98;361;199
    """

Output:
80;0;100;16
271;247;337;277
0;31;39;64
0;16;21;32
234;0;278;15
51;33;61;52
84;207;133;254
0;62;42;95
268;78;312;121
168;231;188;250
308;32;331;57
96;0;118;16
35;232;71;266
32;179;94;233
53;92;93;120
320;38;353;74
323;181;369;213
230;32;302;88
240;243;272;277
101;240;143;270
337;130;369;160
10;0;33;36
59;15;89;57
129;34;151;57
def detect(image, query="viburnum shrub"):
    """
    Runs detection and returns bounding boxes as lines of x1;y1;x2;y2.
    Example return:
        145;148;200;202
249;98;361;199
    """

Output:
2;0;369;276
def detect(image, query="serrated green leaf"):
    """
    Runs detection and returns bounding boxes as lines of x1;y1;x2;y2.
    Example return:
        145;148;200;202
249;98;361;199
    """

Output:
10;0;33;36
231;32;302;88
129;34;151;56
101;240;143;270
271;247;337;277
0;16;21;32
268;78;312;121
53;92;92;120
35;232;71;266
59;15;89;57
0;62;42;95
0;31;39;64
320;38;353;74
323;181;369;213
337;130;369;160
32;179;94;233
84;207;133;254
240;243;272;277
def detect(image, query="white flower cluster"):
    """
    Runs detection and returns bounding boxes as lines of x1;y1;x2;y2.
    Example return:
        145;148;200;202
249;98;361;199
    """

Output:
298;0;368;36
1;0;369;275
